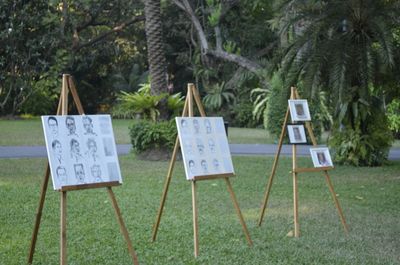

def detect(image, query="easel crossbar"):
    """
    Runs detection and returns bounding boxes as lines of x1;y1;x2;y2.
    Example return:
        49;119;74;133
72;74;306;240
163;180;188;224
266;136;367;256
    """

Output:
292;167;333;173
59;181;121;192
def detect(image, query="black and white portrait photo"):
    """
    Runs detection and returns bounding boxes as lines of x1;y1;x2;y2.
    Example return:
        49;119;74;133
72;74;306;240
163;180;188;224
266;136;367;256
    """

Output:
90;164;102;183
82;116;97;136
52;139;63;164
310;147;333;168
102;137;115;156
65;116;78;137
70;139;83;162
287;124;307;144
196;138;205;155
85;138;99;162
47;116;59;138
193;119;200;134
204;119;212;134
288;100;311;122
56;166;67;185
200;159;208;174
74;163;86;184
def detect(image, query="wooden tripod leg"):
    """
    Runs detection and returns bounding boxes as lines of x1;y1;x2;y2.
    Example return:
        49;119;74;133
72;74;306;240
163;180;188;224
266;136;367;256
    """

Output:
258;107;290;226
107;187;139;265
323;171;349;234
292;145;300;237
60;191;67;265
152;136;180;242
224;178;253;246
192;181;199;257
292;173;300;237
28;164;50;264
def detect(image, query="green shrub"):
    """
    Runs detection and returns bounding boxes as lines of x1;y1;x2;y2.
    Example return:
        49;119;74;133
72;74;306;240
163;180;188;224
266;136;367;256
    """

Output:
230;101;259;128
263;73;289;139
329;106;393;166
129;119;177;153
203;82;235;111
112;83;184;120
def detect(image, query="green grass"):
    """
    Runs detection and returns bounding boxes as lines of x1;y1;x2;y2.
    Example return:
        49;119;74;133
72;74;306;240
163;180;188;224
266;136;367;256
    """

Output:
0;118;132;146
1;155;399;264
0;118;274;146
227;127;273;144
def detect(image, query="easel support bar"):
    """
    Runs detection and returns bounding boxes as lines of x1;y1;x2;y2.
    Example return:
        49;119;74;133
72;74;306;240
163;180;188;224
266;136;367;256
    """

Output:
28;164;51;264
107;187;139;265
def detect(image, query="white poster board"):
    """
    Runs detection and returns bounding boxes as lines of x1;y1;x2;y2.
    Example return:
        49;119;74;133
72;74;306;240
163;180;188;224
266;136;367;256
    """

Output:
176;117;234;180
42;115;123;190
310;147;333;167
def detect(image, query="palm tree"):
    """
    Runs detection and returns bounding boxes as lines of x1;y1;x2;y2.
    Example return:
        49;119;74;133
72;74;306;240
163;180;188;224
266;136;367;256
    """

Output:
143;0;169;120
276;0;399;165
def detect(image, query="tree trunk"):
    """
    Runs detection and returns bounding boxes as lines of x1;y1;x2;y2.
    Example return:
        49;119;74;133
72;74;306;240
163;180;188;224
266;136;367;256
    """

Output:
143;0;169;120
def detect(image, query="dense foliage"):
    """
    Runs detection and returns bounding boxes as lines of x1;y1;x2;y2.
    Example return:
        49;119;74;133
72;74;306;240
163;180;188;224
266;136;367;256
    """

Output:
129;119;177;153
1;0;399;166
112;83;184;121
273;0;399;165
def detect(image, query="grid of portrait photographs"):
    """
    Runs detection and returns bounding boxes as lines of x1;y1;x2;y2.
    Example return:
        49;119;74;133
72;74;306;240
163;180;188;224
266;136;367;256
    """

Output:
176;117;234;180
288;99;311;122
42;115;122;190
287;124;307;144
310;147;333;168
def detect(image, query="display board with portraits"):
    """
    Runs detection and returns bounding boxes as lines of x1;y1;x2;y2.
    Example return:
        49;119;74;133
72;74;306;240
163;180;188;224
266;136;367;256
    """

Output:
176;117;234;180
42;115;122;190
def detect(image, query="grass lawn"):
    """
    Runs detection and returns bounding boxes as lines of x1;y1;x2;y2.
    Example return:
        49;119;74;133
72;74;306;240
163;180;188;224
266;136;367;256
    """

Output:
0;118;132;146
0;155;399;264
0;118;272;146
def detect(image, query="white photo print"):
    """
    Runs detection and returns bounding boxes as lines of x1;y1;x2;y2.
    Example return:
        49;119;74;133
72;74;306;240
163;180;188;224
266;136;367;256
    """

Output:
288;99;311;122
287;124;307;144
176;117;234;180
310;147;333;168
42;115;123;190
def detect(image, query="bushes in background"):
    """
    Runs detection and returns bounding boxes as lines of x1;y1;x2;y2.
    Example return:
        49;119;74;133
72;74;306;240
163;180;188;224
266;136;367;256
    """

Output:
129;119;177;153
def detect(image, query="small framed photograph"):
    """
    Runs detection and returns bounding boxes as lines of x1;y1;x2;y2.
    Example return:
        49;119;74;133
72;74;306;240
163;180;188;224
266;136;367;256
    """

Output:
287;124;307;144
310;147;333;167
288;99;311;121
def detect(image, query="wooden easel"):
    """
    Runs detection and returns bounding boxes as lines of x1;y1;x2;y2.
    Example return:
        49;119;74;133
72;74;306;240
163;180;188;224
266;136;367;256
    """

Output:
28;74;139;265
151;83;252;257
258;87;349;237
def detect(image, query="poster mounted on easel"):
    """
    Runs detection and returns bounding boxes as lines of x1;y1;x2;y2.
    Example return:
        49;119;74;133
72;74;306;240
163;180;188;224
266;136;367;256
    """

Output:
41;115;123;190
176;117;234;180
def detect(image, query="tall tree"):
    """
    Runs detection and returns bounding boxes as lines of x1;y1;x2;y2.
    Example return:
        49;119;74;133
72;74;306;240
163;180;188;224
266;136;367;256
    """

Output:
143;0;169;120
276;0;399;166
